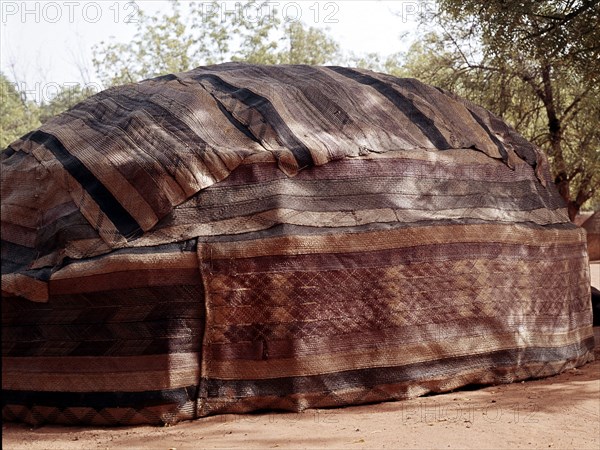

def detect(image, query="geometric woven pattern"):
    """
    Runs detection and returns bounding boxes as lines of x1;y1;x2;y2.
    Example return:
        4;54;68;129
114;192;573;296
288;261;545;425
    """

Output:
1;64;594;426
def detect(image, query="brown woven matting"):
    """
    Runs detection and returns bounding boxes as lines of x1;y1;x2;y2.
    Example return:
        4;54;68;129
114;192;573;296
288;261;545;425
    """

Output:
1;63;594;426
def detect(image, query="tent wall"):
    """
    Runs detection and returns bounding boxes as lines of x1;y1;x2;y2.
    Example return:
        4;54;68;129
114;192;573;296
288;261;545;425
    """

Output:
2;154;594;426
3;242;203;425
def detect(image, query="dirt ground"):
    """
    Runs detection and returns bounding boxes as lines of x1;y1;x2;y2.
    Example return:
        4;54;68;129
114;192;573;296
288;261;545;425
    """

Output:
4;263;599;450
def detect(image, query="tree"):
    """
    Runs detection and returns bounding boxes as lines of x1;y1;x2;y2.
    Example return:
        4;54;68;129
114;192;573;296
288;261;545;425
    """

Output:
0;73;40;149
342;51;404;74
402;1;600;218
38;84;101;124
93;1;198;85
277;22;339;65
93;1;341;86
0;76;101;147
233;17;339;65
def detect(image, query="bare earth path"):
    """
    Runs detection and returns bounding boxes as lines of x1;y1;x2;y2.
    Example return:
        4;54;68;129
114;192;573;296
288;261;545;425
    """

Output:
4;263;599;450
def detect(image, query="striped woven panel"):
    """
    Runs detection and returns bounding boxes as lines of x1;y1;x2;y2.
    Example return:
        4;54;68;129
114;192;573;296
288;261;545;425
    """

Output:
1;64;594;426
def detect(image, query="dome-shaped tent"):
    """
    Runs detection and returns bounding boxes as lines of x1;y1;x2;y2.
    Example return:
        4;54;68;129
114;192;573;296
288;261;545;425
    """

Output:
1;64;594;426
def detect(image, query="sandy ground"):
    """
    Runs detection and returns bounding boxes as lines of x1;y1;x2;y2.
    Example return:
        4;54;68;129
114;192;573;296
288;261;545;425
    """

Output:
3;263;599;450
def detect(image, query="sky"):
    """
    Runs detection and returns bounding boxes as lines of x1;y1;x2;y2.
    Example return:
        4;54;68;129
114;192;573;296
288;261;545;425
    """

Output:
0;1;433;103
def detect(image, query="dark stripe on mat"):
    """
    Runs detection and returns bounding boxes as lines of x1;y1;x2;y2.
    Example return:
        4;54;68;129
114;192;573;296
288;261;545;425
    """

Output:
2;146;16;157
1;240;38;273
214;101;262;143
3;336;203;357
194;74;314;169
28;130;143;239
2;385;199;409
328;67;451;149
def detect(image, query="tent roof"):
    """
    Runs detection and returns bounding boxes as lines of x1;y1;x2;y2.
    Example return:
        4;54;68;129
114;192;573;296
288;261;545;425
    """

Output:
3;64;550;243
1;63;558;301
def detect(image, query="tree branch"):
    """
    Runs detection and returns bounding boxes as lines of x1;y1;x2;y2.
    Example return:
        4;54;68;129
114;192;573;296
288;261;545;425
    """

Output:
526;0;600;39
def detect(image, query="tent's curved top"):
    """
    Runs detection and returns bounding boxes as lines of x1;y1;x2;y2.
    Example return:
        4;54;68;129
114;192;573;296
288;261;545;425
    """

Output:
3;64;550;238
1;63;556;300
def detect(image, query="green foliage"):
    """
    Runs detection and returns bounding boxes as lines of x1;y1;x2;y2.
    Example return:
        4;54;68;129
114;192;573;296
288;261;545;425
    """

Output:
93;1;341;86
343;51;404;74
229;2;282;65
0;73;40;149
403;0;600;217
93;1;197;85
0;74;102;148
278;22;339;65
38;84;100;124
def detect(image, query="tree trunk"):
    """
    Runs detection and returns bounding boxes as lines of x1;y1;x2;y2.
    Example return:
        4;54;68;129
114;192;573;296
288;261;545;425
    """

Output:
567;201;579;222
540;65;577;220
554;172;577;220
